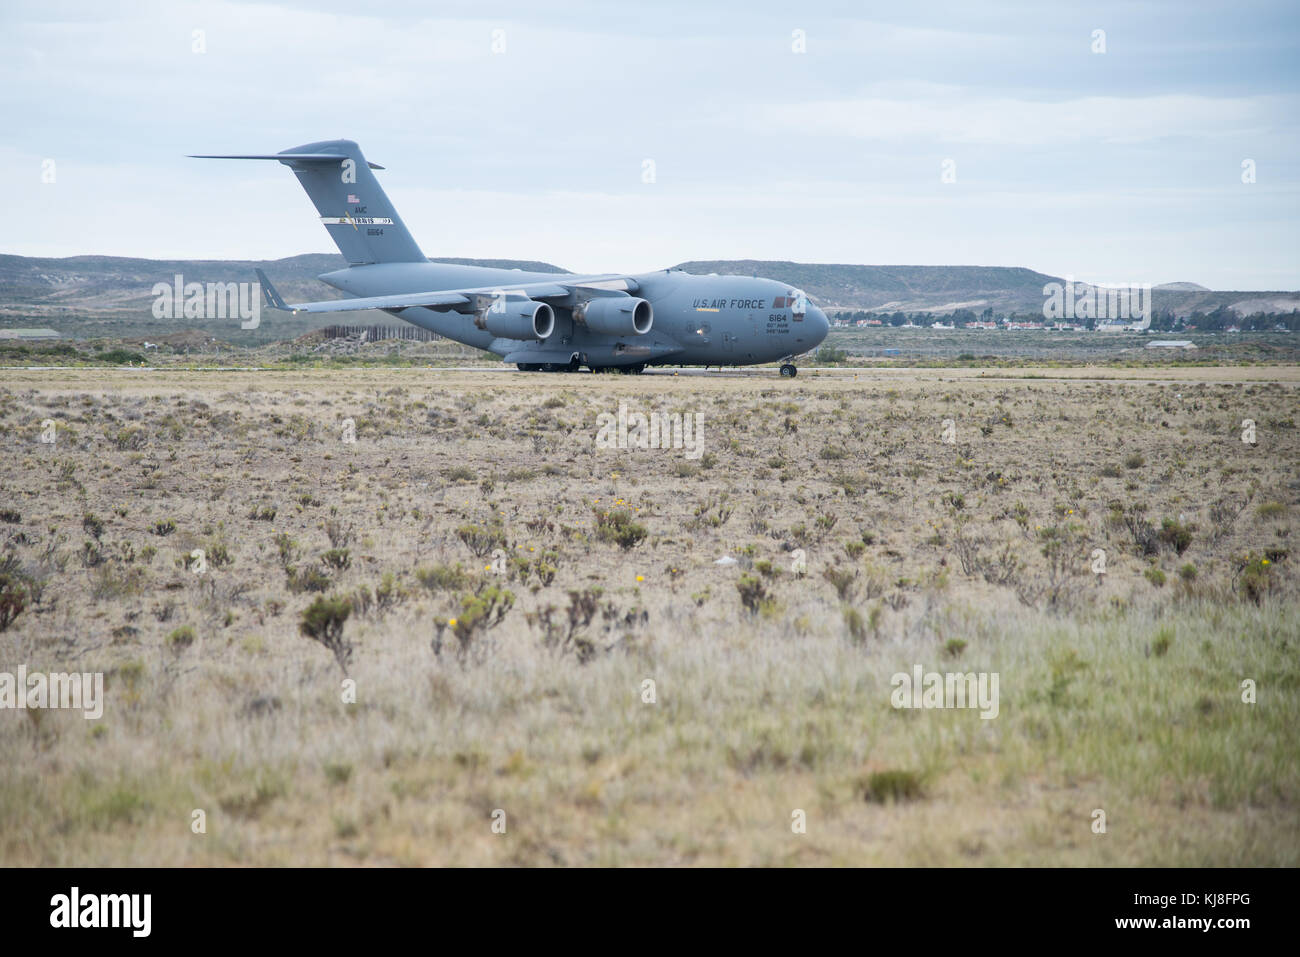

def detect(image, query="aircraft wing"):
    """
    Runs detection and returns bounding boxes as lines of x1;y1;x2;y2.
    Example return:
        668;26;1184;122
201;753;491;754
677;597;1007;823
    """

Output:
256;272;641;315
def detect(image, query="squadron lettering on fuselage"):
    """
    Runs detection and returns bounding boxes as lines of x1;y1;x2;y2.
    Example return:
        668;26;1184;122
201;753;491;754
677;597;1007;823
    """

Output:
320;213;394;226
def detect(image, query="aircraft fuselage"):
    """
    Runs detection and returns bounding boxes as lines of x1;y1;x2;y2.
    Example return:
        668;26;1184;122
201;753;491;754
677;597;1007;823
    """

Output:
319;261;830;369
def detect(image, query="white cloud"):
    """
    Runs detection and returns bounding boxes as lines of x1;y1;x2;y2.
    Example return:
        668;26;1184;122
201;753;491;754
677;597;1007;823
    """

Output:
0;0;1296;288
743;93;1300;146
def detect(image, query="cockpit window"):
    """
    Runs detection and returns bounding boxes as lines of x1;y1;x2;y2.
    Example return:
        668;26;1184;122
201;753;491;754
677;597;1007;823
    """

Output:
790;289;808;319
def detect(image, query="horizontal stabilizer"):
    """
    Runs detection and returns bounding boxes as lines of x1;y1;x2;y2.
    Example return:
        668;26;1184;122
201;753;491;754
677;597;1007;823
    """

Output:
190;153;385;169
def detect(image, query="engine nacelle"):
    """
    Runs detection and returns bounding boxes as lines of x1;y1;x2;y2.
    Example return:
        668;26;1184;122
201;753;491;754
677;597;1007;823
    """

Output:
574;296;653;336
474;296;555;340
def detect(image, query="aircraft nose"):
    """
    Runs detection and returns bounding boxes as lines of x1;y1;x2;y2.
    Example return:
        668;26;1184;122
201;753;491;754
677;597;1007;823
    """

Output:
809;304;829;343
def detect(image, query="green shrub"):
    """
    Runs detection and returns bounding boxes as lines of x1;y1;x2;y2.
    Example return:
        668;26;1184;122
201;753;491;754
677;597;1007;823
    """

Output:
1255;501;1286;520
736;574;775;616
415;563;470;592
374;571;403;610
299;594;354;672
82;512;105;540
593;509;647;550
114;426;147;450
286;564;330;594
323;762;353;785
822;566;858;602
0;555;30;631
100;349;147;365
1158;518;1193;555
440;584;514;659
862;769;926;803
456;520;507;558
321;548;351;571
205;541;233;567
166;625;196;650
1238;556;1275;605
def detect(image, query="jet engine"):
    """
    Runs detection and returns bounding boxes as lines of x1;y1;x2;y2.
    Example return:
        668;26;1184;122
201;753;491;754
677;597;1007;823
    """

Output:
573;296;653;336
473;296;554;340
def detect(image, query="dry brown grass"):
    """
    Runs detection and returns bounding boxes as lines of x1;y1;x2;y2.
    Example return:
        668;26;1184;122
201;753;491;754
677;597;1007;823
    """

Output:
0;366;1296;865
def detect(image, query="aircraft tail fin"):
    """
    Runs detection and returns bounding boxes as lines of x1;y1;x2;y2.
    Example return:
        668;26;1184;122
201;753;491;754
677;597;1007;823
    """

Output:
253;268;287;311
191;139;426;266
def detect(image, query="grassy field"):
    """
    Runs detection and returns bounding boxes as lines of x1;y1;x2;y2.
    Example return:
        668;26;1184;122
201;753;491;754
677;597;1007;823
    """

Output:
0;365;1296;866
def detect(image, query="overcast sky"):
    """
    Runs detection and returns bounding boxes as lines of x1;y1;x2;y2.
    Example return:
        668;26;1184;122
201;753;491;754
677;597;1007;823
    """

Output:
3;0;1297;289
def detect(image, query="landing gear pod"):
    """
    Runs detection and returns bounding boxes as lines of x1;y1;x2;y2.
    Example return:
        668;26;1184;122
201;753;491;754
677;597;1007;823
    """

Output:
574;296;653;336
474;296;555;340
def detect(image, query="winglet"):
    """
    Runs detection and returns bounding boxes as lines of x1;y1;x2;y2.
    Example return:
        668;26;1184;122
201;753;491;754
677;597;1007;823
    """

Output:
254;269;289;311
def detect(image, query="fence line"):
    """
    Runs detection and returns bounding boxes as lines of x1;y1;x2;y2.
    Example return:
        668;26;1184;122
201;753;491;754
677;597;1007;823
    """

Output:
321;324;442;342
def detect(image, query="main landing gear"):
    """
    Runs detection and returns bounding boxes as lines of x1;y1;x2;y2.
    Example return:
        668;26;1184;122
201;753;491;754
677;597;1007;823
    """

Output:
587;364;645;374
517;359;581;372
780;363;798;378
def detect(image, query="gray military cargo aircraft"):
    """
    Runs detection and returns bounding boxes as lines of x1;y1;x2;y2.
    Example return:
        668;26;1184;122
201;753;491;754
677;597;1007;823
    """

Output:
193;139;829;375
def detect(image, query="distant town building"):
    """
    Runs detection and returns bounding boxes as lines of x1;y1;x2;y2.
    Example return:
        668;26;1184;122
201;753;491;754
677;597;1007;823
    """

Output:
0;328;61;341
1146;340;1197;350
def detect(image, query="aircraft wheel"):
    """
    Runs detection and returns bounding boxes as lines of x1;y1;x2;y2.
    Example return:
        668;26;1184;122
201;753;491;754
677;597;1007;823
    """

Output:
780;363;798;377
517;363;537;371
